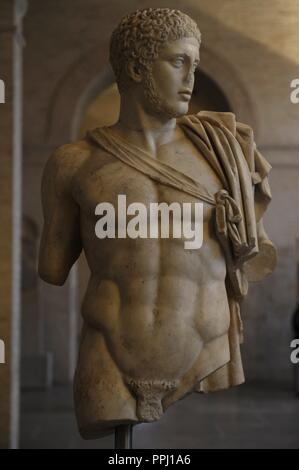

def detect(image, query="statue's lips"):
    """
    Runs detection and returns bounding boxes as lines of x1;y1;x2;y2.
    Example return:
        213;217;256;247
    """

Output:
178;90;192;100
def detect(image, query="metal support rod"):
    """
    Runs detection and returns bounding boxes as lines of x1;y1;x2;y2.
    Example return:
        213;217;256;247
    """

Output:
114;424;133;449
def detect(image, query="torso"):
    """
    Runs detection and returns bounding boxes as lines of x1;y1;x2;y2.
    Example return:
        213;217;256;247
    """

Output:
72;128;230;383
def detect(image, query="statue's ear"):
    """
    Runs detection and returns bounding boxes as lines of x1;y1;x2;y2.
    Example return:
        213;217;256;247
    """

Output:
126;61;143;84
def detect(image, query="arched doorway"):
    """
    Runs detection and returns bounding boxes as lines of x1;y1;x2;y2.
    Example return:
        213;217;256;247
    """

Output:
78;69;232;137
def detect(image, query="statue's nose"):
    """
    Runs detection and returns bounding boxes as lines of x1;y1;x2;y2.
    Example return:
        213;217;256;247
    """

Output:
184;70;194;88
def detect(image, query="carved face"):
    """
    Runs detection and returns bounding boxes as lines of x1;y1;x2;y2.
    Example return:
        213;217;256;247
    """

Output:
142;36;200;118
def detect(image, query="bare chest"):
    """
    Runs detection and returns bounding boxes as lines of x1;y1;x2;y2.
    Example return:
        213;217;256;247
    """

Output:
73;139;223;222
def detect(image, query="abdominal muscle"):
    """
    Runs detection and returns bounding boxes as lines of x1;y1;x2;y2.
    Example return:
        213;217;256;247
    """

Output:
81;238;230;383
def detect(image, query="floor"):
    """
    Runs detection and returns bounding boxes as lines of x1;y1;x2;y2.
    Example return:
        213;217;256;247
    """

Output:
20;381;299;449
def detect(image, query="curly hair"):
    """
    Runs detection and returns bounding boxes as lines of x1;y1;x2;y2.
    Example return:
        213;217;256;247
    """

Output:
109;8;201;92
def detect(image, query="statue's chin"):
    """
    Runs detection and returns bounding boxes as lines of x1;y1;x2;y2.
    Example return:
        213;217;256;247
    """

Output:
150;103;189;120
144;92;189;119
165;102;189;119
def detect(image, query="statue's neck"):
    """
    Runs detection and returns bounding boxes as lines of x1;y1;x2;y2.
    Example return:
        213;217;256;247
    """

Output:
112;96;181;157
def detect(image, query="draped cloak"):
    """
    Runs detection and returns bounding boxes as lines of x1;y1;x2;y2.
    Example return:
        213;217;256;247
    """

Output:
87;110;277;398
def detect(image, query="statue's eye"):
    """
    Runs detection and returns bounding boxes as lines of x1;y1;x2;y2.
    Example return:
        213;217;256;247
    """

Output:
173;58;184;67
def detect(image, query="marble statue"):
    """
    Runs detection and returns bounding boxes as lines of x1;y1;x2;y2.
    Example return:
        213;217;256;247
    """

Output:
38;8;277;439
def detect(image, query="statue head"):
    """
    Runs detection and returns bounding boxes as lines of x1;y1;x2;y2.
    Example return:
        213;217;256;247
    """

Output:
109;8;201;118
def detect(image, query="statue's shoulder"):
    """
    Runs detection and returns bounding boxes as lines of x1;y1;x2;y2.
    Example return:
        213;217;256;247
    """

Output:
46;134;112;171
50;139;92;166
42;139;94;191
194;110;236;121
187;111;254;140
191;111;238;134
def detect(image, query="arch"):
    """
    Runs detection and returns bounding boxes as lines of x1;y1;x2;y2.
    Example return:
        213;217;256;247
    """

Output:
46;44;114;143
78;72;232;136
200;45;260;136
